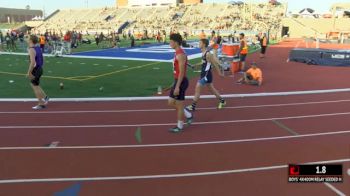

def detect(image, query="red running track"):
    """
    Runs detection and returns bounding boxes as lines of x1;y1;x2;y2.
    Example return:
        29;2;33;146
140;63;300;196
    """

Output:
0;92;349;195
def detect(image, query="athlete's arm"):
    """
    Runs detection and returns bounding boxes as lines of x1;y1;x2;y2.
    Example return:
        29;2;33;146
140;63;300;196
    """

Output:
27;48;36;78
174;53;186;95
207;53;224;77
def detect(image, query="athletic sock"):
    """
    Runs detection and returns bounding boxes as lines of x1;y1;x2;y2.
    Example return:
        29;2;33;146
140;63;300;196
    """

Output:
219;97;225;103
177;121;184;129
184;108;192;118
191;101;197;110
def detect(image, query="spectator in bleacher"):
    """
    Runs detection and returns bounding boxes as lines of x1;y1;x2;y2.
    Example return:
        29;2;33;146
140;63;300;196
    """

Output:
236;62;263;86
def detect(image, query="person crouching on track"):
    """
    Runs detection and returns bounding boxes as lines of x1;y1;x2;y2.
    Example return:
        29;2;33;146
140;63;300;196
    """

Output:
236;62;263;86
186;39;226;112
168;33;193;133
27;35;49;110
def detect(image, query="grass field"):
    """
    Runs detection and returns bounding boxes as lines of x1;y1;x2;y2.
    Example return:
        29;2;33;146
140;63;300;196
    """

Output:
0;54;200;98
0;39;265;98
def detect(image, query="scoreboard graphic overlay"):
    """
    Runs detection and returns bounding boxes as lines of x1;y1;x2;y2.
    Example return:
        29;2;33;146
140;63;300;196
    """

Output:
288;164;343;183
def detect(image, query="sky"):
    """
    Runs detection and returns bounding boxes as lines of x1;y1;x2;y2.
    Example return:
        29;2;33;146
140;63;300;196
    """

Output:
0;0;345;16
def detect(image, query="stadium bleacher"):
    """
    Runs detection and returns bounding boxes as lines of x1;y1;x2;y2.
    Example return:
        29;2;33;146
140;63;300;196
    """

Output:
31;2;287;37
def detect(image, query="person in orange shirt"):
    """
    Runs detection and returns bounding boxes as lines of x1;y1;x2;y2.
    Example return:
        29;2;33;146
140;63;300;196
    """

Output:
39;35;46;52
259;33;268;58
235;33;248;72
236;62;263;86
199;30;206;40
63;31;71;54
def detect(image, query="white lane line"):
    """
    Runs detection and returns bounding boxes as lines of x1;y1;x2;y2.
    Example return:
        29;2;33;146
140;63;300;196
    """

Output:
0;158;348;184
324;183;346;196
1;88;350;102
0;129;349;150
1;111;350;129
1;99;350;114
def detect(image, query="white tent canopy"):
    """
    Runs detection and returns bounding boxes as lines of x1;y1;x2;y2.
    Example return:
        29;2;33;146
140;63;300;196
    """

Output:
299;8;316;18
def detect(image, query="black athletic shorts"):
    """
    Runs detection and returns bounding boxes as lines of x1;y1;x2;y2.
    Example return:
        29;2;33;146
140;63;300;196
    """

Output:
31;67;43;86
199;71;213;86
169;77;189;101
240;54;247;62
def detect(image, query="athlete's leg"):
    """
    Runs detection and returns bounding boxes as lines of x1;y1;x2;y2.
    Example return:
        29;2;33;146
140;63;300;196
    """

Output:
187;81;203;111
207;83;226;109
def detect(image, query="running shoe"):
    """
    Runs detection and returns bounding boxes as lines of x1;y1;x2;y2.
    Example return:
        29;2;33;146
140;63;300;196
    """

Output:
184;108;194;125
218;100;226;109
169;127;183;133
32;105;46;110
186;116;194;125
186;105;196;111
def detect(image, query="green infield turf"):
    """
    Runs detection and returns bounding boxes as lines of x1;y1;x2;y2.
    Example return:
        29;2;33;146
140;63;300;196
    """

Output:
0;54;200;98
0;41;264;98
